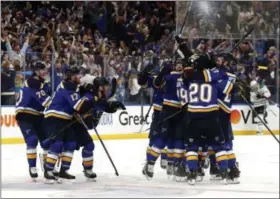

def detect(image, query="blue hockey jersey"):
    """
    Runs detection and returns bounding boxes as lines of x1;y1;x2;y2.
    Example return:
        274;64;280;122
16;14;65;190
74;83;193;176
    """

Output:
16;75;51;117
141;75;164;111
186;79;233;116
217;71;237;114
162;71;183;108
44;81;89;120
202;68;229;83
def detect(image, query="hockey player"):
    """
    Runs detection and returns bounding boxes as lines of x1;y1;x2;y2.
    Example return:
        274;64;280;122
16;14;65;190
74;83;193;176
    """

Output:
15;61;51;181
250;79;271;135
43;66;98;183
79;69;108;128
182;53;234;185
142;36;193;181
209;54;241;183
137;63;166;179
145;58;188;181
74;76;126;180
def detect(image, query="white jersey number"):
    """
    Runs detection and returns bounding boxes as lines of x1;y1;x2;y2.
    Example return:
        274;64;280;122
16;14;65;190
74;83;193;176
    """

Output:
189;83;212;103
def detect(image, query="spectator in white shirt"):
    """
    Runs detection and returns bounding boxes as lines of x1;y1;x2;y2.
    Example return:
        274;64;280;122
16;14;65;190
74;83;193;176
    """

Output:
5;36;29;68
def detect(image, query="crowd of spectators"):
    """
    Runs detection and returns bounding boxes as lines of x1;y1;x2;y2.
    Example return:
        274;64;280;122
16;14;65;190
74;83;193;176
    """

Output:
1;1;279;106
177;1;279;38
176;1;279;103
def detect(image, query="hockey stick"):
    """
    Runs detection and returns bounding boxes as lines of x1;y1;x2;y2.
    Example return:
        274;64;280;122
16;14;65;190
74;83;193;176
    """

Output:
229;27;254;53
239;94;280;144
107;77;117;100
170;1;192;60
42;110;93;146
143;104;188;132
142;26;256;133
43;77;118;144
75;114;119;176
155;30;175;55
267;105;277;117
138;104;153;133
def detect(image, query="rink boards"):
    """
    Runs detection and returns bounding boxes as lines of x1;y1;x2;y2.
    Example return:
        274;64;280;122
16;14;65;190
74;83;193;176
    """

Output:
1;105;279;144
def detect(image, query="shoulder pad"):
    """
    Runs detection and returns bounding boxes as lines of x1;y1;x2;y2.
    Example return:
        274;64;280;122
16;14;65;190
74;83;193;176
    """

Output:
210;68;220;73
62;81;78;91
226;72;237;83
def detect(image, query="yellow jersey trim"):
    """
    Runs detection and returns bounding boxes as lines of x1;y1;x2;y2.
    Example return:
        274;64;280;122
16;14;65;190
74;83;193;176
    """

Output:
44;113;72;120
15;109;42;116
218;103;231;114
203;70;209;82
163;101;181;108
188;107;219;113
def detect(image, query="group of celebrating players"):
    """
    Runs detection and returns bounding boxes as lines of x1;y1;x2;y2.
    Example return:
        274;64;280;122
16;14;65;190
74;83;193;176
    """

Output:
139;36;243;185
16;33;248;185
15;61;125;184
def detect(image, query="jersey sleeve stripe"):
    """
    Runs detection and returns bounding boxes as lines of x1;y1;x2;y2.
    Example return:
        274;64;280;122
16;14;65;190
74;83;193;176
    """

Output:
15;90;23;106
223;81;233;95
203;70;209;82
217;99;231;114
153;103;163;111
73;98;86;112
42;96;51;107
44;110;73;120
203;69;212;82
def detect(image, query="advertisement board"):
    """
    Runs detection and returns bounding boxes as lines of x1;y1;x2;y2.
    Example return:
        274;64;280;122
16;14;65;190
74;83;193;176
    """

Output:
1;105;279;144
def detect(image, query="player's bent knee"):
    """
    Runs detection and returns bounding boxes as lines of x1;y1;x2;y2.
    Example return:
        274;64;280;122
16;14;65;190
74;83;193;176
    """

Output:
51;140;64;153
84;142;95;152
40;140;50;150
26;135;38;148
153;138;166;149
64;141;77;152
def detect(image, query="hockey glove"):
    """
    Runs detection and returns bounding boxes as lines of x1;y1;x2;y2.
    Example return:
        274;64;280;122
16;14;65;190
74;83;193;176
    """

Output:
142;63;155;75
153;63;173;88
105;101;126;113
256;93;263;99
138;72;149;87
80;83;94;96
93;77;109;90
159;63;173;76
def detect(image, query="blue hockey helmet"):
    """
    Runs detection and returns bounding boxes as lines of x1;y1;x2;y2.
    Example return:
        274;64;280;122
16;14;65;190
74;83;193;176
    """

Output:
32;61;47;80
32;61;46;71
63;66;81;80
192;53;214;71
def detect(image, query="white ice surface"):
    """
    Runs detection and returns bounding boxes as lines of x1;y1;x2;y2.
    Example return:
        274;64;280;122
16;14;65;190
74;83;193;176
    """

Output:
1;136;279;198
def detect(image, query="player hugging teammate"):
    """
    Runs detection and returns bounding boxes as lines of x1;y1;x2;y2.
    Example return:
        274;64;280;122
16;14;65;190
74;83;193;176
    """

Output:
16;62;125;184
140;36;241;185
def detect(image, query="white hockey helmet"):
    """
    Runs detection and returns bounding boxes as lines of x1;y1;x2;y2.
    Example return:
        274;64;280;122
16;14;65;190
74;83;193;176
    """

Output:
250;80;259;91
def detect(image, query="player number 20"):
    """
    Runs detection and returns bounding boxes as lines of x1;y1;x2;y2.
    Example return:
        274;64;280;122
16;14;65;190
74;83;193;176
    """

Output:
189;83;212;103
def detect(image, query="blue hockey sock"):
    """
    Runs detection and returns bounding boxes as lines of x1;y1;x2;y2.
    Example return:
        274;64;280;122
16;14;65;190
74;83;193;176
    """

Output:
26;147;37;167
185;151;198;171
208;146;216;165
161;148;167;160
82;142;94;170
173;140;185;165
227;141;236;168
146;138;165;162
